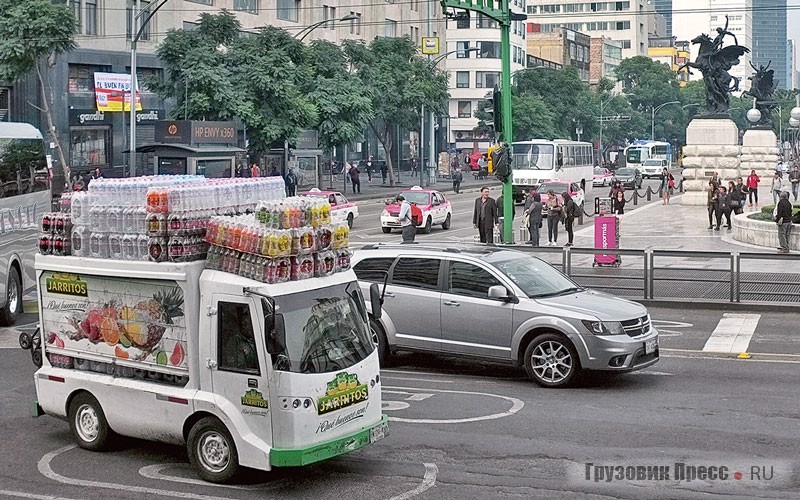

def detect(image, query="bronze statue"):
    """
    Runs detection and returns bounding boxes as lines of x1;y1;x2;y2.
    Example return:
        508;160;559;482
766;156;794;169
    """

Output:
679;16;750;114
743;61;778;128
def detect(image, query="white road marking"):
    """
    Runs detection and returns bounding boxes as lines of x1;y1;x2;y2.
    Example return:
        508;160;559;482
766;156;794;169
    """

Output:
651;319;693;338
627;370;673;376
383;401;411;411
383;385;524;424
380;375;454;384
702;313;760;354
0;489;82;500
387;463;438;500
137;464;264;490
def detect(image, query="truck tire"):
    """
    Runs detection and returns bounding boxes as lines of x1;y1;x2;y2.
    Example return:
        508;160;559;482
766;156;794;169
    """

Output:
187;417;239;484
0;268;22;326
370;319;390;367
68;392;113;451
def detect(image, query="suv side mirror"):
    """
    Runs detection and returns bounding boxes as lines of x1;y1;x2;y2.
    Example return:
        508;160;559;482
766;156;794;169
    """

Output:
488;285;510;301
369;282;382;320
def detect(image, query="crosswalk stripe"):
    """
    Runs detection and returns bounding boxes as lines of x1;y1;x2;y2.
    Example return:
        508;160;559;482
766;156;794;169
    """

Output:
702;313;760;354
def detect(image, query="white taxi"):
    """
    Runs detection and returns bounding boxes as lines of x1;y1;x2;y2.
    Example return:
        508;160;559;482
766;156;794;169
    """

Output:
301;188;359;228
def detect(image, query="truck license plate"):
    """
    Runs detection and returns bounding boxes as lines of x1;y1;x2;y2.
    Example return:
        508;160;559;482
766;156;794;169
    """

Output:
370;422;388;443
645;339;657;355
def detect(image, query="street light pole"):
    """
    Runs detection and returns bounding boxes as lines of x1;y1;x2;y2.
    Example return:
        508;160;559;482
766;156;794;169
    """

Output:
295;13;360;41
651;100;680;141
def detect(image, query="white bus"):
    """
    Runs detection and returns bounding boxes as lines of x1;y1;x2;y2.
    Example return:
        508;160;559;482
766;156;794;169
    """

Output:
0;122;52;325
510;139;593;203
623;140;672;174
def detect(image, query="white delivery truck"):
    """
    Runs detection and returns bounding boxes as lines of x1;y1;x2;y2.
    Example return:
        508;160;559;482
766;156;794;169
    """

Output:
30;254;387;483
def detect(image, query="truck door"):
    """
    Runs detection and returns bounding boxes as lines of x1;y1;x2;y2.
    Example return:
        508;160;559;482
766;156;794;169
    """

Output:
210;296;272;448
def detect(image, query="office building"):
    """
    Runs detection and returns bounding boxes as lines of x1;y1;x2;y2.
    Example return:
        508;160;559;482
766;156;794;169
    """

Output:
653;0;673;37
751;0;787;89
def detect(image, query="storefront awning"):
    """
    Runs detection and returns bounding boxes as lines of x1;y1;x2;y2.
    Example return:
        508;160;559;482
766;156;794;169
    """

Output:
124;143;246;154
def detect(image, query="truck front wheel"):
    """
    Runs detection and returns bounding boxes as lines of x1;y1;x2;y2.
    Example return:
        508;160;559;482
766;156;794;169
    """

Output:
188;417;239;483
0;268;22;326
68;392;113;451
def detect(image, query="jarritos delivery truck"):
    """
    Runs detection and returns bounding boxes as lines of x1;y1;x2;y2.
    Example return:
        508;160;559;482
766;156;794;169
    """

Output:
30;177;388;483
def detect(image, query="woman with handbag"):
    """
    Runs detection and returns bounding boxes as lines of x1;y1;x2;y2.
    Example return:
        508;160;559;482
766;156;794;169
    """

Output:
544;190;562;246
728;180;744;216
660;168;675;205
524;191;543;246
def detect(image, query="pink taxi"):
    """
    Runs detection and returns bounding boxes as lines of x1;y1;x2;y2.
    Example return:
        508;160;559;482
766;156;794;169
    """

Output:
301;188;359;228
381;186;453;234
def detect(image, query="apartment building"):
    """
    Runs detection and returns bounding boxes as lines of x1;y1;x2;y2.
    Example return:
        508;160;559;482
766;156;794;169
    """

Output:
648;36;690;87
524;1;656;59
526;26;591;81
4;0;440;174
589;36;624;88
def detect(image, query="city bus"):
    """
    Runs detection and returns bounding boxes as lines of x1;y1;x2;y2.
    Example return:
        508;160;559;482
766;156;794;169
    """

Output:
510;139;593;203
0;122;52;325
623;140;672;174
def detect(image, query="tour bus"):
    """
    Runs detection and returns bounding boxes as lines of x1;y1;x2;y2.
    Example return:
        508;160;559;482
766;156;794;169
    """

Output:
0;122;51;325
510;139;593;203
623;140;672;174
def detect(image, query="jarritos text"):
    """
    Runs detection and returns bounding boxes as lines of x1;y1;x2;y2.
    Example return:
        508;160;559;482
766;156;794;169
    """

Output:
317;372;368;415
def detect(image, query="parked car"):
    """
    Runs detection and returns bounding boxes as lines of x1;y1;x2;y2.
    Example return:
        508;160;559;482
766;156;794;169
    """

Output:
381;186;452;234
300;188;359;228
593;167;613;187
613;168;643;189
642;159;669;179
533;181;585;215
353;245;659;388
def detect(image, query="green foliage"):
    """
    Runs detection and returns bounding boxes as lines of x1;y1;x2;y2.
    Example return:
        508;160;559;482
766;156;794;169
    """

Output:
0;0;77;81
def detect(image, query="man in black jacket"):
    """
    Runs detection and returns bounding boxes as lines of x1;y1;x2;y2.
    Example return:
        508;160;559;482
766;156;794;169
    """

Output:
472;187;498;243
776;191;793;253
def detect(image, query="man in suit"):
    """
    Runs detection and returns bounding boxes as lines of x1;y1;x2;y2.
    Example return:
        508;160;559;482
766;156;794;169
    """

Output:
472;186;498;243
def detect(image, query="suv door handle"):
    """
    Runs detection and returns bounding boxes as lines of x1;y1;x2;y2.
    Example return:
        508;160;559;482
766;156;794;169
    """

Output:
384;292;395;298
443;301;460;307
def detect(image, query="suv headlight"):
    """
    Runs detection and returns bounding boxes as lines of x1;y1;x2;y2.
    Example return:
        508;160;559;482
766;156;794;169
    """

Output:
581;320;625;335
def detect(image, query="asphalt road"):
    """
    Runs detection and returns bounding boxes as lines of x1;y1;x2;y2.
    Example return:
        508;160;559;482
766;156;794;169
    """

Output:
1;305;799;500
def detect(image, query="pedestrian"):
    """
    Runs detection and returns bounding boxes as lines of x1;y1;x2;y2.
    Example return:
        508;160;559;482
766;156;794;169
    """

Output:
609;180;624;199
472;187;498;244
562;192;578;247
250;163;261;178
544;190;563;246
366;156;374;183
746;169;760;207
707;182;719;230
525;192;543;246
497;193;515;243
348;163;361;193
381;162;388;184
285;168;298;196
659;167;675;205
771;171;782;204
269;166;279;177
452;168;463;194
477;154;488;179
715;186;732;230
710;171;721;190
790;164;800;201
612;190;626;215
729;180;745;216
776;190;793;253
92;167;103;180
736;176;749;209
396;194;416;243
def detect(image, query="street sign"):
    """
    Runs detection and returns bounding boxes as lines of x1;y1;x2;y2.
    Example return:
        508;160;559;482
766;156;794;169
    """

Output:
422;37;440;55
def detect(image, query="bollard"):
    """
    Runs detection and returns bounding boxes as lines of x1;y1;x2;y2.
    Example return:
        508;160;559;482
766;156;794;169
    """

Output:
633;189;639;205
646;187;652;201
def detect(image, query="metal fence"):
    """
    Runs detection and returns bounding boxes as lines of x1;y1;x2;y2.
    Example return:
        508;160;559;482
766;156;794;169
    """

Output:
506;245;800;306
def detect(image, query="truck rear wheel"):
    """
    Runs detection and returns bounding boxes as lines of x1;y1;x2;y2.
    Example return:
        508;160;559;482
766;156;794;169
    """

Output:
68;392;113;451
187;417;239;483
0;268;22;326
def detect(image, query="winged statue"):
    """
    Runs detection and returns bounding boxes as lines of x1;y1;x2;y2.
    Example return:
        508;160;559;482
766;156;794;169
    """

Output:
743;61;779;128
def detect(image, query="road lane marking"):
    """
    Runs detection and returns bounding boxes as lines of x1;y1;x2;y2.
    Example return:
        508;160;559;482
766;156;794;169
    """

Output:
651;319;693;338
0;489;83;500
380;375;454;384
383;385;523;424
137;465;265;490
387;463;438;500
702;313;760;354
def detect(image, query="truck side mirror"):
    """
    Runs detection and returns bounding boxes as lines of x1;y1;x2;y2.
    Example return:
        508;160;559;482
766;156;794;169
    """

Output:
369;283;382;320
267;313;286;356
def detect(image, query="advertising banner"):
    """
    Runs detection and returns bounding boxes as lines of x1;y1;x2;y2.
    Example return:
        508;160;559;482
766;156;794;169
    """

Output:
39;272;188;373
93;72;143;112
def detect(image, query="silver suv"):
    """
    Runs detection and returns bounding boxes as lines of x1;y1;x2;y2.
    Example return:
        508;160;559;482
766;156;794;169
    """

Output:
352;245;659;388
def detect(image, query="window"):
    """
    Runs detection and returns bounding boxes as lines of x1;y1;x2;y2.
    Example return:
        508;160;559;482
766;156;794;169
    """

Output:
84;0;97;35
68;64;107;93
456;41;471;58
350;12;362;35
127;1;151;41
391;258;440;290
0;87;9;121
69;0;81;30
476;71;500;88
353;258;395;282
411;0;418;11
70;128;110;168
620;40;631;49
614;21;629;30
384;19;397;37
410;26;419;44
456;71;469;88
478;41;501;58
125;67;160;93
217;302;260;374
457;101;471;118
456;15;469;29
197;159;232;178
186;0;213;4
447;262;502;298
476;13;498;29
323;6;336;29
277;0;299;22
182;21;199;31
234;0;258;14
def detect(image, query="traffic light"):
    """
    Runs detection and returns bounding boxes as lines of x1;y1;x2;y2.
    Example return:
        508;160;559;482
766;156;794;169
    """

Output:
487;145;499;174
491;145;511;182
484;86;502;135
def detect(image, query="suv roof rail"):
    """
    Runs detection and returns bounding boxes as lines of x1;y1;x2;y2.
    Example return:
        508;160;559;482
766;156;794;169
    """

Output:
357;242;503;254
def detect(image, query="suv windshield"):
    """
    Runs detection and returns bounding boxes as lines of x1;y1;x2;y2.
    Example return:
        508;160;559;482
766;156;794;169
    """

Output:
483;253;581;298
274;283;374;374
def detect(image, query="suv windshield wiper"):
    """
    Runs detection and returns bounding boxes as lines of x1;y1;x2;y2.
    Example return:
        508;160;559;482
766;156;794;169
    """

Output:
531;287;583;299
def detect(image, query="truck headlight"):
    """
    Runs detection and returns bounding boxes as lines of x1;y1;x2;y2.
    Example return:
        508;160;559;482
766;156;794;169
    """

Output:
581;320;625;335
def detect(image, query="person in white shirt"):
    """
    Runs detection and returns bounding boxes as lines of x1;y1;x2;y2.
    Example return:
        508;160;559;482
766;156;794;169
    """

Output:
397;194;416;243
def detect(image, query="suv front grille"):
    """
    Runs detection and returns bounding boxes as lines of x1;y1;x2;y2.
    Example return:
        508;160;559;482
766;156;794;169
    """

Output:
621;315;650;338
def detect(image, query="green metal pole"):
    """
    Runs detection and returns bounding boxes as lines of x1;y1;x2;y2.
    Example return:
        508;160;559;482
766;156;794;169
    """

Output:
500;0;514;243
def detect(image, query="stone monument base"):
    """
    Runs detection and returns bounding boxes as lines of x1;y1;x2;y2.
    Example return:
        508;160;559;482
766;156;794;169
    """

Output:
740;128;779;188
681;117;741;206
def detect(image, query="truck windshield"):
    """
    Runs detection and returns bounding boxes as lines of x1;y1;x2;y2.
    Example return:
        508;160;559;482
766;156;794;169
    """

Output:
274;283;375;374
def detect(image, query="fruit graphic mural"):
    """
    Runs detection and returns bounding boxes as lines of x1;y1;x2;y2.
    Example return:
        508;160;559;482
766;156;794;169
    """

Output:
40;273;187;371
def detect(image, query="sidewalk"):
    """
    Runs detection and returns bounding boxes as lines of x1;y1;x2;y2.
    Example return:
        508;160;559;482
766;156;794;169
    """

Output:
313;172;500;203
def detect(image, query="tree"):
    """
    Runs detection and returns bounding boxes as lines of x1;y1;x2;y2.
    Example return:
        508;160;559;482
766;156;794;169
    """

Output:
343;37;448;186
0;0;77;180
